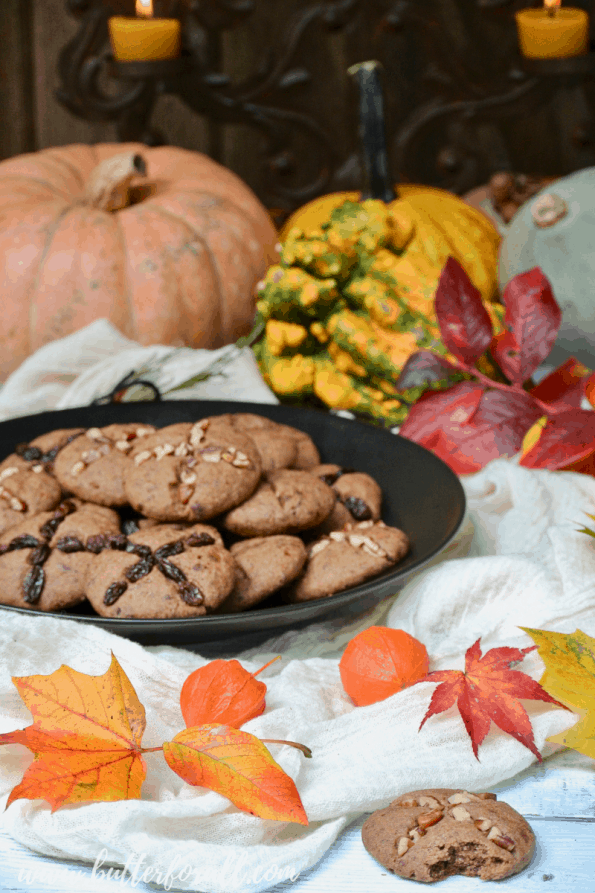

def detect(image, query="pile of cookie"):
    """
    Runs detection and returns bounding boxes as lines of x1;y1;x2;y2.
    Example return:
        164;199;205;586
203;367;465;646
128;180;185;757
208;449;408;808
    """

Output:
0;413;409;619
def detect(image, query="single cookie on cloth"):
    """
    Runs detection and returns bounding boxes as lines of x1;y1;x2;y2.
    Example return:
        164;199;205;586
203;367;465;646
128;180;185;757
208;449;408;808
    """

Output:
222;469;335;537
0;464;63;536
285;520;409;602
217;535;307;613
85;523;237;618
125;418;262;522
53;424;156;506
0;499;121;611
362;788;535;883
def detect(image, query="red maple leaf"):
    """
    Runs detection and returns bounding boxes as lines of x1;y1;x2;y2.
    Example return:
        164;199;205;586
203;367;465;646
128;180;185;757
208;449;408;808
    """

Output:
418;639;568;760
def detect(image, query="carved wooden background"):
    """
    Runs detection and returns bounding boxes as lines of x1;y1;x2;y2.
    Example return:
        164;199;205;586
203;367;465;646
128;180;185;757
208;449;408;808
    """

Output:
1;0;595;213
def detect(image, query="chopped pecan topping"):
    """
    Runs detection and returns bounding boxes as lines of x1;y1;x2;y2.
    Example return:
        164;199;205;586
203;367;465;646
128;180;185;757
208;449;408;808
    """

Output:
417;808;444;829
397;837;414;856
491;835;515;851
180;469;197;485
451;806;472;822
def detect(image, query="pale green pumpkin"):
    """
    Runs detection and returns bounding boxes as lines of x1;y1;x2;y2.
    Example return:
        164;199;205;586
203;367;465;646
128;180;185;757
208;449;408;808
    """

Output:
498;167;595;368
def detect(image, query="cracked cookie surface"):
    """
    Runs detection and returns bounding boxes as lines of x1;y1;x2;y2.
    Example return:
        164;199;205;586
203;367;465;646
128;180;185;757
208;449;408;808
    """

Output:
362;787;535;883
222;469;335;537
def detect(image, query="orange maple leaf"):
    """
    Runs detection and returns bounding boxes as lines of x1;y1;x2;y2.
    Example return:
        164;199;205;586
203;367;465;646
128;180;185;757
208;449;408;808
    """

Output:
418;639;568;760
0;653;146;811
163;724;308;825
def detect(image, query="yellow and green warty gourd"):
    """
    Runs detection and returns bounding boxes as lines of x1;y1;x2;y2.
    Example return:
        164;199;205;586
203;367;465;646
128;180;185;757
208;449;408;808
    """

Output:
254;195;504;424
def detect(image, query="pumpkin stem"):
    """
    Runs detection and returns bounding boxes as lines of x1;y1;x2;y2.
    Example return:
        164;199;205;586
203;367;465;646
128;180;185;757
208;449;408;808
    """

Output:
84;151;147;212
347;60;397;203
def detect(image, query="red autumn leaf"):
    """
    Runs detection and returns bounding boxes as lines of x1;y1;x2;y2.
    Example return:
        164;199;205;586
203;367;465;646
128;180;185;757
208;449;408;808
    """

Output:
339;627;429;707
180;657;280;729
396;349;463;392
399;382;543;474
492;268;561;384
434;257;494;368
163;724;308;824
584;371;595;411
530;358;592;413
418;639;568;760
519;409;595;470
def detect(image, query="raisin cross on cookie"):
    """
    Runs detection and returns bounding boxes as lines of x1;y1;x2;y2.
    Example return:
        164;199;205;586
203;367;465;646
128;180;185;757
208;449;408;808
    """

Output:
98;531;217;607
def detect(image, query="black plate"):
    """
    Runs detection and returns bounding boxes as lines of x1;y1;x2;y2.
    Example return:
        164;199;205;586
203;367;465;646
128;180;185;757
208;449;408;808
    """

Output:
0;401;465;645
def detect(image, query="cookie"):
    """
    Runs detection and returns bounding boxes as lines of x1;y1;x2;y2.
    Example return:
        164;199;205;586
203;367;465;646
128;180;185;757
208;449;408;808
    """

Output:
53;424;156;506
125;418;262;522
361;788;535;883
222;469;335;537
285;520;409;602
216;413;298;472
0;499;121;611
217;535;307;613
287;427;320;469
2;428;85;475
310;464;382;522
307;500;354;538
0;463;63;536
84;523;236;618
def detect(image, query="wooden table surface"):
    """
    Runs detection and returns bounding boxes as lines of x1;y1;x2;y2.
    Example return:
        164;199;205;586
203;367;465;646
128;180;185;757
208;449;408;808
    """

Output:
1;746;593;893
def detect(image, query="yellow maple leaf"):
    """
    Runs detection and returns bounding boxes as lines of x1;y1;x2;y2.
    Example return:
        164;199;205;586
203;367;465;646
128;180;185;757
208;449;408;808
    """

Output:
521;627;595;758
0;653;146;811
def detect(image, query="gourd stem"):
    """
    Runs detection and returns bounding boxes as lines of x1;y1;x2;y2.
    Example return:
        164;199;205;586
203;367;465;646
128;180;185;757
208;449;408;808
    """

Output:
83;151;147;212
347;61;397;203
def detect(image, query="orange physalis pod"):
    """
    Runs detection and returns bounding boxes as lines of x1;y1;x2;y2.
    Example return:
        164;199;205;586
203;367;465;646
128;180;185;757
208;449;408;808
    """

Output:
180;656;281;728
339;626;429;707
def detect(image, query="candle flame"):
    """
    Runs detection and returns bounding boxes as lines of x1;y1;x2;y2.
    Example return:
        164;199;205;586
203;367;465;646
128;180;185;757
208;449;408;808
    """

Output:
135;0;153;18
544;0;561;9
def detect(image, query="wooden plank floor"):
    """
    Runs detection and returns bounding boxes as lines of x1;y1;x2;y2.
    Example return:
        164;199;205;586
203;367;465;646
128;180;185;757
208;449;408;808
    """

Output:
1;748;593;892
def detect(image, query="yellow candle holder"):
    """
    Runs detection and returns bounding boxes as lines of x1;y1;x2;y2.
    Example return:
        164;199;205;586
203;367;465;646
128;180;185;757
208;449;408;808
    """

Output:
515;7;589;59
108;16;181;63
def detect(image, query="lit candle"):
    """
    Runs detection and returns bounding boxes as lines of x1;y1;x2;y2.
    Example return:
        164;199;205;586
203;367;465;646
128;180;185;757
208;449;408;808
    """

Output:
515;0;589;59
108;0;181;63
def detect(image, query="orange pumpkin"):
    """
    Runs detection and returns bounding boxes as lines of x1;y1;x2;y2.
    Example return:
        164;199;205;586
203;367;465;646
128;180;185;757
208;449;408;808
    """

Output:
0;143;279;379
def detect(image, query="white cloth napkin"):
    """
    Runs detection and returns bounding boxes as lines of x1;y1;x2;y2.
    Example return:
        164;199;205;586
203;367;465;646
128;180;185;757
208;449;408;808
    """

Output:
0;324;592;892
0;319;278;419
